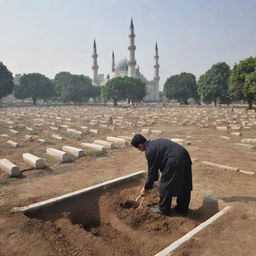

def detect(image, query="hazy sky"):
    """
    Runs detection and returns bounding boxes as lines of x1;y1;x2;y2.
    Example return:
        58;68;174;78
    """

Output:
0;0;256;90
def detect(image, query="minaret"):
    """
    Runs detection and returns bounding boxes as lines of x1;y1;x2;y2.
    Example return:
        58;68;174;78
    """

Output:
128;18;136;77
154;42;160;100
92;39;99;86
112;51;115;72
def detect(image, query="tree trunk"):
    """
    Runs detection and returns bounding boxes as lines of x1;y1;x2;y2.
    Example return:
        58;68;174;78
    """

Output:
128;98;130;104
248;96;253;110
213;98;217;106
114;99;117;107
32;97;37;105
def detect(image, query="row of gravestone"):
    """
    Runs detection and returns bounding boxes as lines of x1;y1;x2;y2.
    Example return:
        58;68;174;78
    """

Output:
0;136;130;178
2;107;255;135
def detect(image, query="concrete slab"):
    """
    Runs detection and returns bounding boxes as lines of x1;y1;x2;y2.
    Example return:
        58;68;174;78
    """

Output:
106;136;128;146
22;153;45;169
201;161;239;172
81;143;105;152
62;146;85;157
0;159;21;177
155;205;232;256
94;140;114;149
12;171;146;213
46;148;71;163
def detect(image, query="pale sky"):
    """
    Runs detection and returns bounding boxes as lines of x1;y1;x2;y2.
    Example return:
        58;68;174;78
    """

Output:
0;0;256;90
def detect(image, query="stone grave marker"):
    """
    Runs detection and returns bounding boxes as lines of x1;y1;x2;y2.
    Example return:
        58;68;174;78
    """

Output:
22;153;45;169
0;159;21;177
62;146;85;157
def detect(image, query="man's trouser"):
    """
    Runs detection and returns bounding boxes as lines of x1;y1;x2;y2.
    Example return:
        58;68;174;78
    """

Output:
159;191;191;214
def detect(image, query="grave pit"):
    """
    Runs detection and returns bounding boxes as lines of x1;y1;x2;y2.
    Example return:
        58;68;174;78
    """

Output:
17;172;226;256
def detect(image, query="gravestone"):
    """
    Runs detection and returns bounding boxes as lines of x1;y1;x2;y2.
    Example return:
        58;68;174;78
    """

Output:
22;153;45;169
0;159;21;177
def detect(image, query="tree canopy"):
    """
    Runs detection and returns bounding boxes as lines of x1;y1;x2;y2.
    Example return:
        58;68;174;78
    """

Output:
53;72;97;104
125;77;146;103
198;62;230;106
164;72;198;104
14;73;55;105
101;77;127;106
0;62;14;100
229;56;256;109
101;76;146;106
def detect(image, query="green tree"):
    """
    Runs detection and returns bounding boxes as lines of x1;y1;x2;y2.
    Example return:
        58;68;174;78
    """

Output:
164;72;198;104
101;77;128;106
0;62;14;100
15;73;54;105
229;57;256;109
14;83;28;100
89;85;101;102
198;62;230;106
159;91;165;100
54;72;94;104
125;77;146;103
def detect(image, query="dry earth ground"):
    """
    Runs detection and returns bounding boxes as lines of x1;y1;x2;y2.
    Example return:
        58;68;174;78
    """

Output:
0;105;255;256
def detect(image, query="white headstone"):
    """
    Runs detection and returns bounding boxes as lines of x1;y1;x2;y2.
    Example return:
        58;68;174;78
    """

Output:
94;140;114;149
7;140;20;148
22;153;45;169
241;138;256;144
0;159;21;177
52;134;64;141
106;136;128;146
46;148;71;162
81;143;105;152
62;146;85;157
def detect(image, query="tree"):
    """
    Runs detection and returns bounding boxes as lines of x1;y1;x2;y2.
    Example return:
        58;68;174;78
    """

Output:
198;62;230;106
164;72;198;104
0;62;14;100
101;77;128;106
125;77;146;103
14;83;28;100
229;57;256;109
15;73;54;105
89;85;101;102
54;72;94;104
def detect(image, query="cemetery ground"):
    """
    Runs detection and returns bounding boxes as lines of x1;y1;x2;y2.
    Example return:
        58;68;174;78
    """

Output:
0;105;255;256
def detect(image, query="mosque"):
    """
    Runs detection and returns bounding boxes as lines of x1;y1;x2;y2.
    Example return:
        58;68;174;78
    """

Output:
91;19;160;101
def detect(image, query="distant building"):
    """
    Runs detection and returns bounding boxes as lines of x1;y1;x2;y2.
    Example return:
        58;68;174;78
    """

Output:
91;19;160;101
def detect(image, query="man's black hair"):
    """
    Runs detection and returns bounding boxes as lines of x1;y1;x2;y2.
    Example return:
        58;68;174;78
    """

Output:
131;134;147;148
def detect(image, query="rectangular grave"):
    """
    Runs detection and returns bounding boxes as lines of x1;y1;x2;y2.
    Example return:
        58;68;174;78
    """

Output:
13;171;228;256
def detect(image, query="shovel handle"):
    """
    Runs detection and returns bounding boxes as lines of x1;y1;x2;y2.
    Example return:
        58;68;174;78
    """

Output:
135;194;141;202
138;197;145;208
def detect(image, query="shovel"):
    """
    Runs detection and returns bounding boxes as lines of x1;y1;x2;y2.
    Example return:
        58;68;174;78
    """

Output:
135;194;145;208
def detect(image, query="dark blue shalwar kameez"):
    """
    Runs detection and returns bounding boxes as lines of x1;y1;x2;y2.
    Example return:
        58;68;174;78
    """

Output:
144;139;192;214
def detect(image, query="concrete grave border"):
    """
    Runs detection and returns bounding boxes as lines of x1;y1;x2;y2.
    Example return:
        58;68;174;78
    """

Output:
155;203;232;256
12;171;232;256
12;170;146;213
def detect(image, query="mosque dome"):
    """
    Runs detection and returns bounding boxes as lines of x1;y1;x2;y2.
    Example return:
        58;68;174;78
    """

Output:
116;58;128;71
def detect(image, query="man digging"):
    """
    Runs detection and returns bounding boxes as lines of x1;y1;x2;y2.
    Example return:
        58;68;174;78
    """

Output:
131;134;192;216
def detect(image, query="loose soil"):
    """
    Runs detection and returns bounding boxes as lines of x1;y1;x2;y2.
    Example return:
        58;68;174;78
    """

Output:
22;184;212;256
0;105;255;256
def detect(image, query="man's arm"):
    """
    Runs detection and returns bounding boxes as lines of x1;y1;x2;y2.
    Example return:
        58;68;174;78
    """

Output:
144;149;159;190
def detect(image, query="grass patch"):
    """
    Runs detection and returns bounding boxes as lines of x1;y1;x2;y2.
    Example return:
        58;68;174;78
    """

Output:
86;150;107;157
43;156;57;164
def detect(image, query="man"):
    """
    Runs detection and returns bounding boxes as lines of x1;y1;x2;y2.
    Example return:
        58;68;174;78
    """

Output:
131;134;192;216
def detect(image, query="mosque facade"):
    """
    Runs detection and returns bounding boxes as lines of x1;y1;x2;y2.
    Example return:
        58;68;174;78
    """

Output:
91;19;160;101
